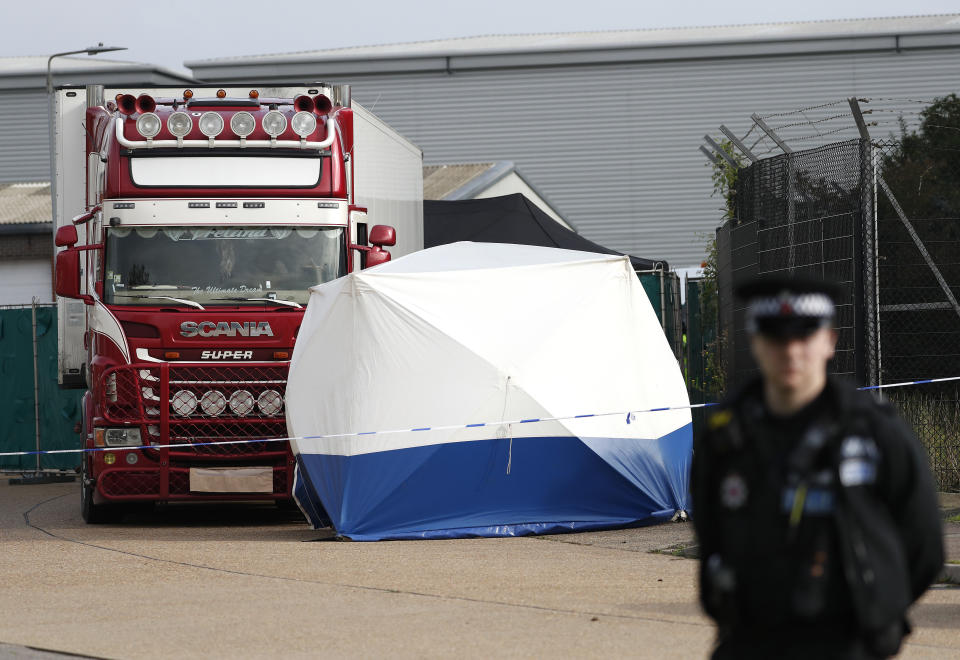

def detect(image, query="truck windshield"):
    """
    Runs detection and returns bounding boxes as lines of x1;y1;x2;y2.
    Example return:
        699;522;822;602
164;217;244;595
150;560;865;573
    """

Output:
104;226;346;307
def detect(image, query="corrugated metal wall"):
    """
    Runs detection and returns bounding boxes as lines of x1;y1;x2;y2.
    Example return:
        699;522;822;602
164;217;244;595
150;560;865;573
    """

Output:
0;66;194;186
286;46;960;267
5;46;959;267
0;90;49;183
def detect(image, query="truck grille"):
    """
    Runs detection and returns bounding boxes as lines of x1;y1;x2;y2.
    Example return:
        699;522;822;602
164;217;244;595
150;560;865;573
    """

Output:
102;363;290;456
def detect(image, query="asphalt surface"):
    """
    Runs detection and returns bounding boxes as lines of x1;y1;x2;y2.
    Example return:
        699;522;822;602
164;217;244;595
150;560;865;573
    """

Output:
1;481;958;659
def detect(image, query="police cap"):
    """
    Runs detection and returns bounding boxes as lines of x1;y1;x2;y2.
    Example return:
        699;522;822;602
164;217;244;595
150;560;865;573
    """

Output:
736;275;840;339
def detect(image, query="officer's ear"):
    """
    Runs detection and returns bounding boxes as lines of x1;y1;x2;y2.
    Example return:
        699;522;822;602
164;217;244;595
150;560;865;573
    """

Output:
827;328;838;358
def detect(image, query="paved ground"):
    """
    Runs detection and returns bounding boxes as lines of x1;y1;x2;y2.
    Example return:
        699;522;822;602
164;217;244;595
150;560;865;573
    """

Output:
1;481;958;659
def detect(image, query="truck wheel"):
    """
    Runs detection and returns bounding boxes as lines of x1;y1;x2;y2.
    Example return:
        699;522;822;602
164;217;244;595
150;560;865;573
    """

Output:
80;458;121;524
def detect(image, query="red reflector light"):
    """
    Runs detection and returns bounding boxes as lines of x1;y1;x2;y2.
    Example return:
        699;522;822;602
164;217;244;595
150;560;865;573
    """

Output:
164;352;181;359
273;352;289;360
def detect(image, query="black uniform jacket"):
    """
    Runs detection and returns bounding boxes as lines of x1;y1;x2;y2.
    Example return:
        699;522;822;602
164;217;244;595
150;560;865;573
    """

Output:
692;377;944;637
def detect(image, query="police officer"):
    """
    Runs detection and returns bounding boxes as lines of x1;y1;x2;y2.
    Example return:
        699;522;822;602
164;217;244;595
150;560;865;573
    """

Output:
692;276;944;659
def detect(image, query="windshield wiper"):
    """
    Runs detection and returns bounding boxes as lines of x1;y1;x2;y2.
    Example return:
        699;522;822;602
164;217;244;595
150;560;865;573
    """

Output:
115;294;206;310
211;297;303;309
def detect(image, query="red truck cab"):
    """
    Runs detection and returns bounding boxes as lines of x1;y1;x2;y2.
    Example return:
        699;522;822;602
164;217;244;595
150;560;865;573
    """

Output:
53;84;418;522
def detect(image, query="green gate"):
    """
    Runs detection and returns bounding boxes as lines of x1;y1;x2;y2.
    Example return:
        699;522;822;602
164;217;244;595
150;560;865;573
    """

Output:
0;305;83;472
638;270;682;362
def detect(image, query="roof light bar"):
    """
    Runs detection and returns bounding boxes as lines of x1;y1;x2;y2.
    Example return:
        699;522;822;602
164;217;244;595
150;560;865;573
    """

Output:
115;115;336;151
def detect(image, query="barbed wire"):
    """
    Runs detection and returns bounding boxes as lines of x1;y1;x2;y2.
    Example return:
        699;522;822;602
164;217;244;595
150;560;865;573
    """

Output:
769;112;856;132
924;124;960;133
864;97;938;105
784;124;867;143
759;98;849;119
713;96;950;162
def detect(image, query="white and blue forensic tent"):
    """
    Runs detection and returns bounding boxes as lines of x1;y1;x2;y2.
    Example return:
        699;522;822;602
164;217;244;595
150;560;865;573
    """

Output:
285;242;692;540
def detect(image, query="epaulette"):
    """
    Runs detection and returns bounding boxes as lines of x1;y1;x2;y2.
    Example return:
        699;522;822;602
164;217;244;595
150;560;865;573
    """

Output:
707;408;733;431
705;406;745;453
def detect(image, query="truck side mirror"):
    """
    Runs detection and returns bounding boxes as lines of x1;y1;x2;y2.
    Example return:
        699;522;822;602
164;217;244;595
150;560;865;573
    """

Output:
55;248;84;300
55;225;78;247
366;246;391;268
369;224;396;247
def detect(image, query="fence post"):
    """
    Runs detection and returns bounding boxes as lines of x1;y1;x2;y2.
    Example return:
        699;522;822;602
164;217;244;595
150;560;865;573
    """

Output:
872;146;883;384
32;298;41;473
698;145;720;165
660;269;666;331
860;139;880;387
720;125;759;163
750;114;793;154
788;154;796;273
703;135;740;168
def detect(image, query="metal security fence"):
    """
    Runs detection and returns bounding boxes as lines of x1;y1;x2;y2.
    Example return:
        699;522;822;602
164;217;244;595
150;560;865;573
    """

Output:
685;277;720;438
886;386;960;492
718;138;874;386
873;138;960;384
712;123;960;490
871;134;960;491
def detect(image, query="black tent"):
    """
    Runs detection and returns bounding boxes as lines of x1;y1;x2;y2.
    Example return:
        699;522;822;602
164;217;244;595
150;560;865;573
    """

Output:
424;194;665;271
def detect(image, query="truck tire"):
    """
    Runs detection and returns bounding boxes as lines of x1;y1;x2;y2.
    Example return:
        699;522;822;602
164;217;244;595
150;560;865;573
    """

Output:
80;457;122;524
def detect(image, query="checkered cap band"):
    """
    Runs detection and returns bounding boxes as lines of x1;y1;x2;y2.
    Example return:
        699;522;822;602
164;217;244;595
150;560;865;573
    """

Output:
747;292;835;320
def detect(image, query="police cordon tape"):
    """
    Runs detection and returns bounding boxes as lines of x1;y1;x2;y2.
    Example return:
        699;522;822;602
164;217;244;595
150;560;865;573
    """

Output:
1;375;958;459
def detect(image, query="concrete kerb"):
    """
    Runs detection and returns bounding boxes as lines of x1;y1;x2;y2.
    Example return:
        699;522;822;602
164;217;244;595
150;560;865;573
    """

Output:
941;564;960;584
938;492;960;584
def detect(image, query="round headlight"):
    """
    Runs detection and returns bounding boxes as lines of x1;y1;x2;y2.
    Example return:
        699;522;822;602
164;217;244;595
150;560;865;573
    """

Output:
257;389;283;416
229;390;255;416
171;390;198;417
230;111;256;137
262;110;287;137
199;112;224;137
200;390;227;416
167;111;193;137
136;113;161;138
291;111;317;137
